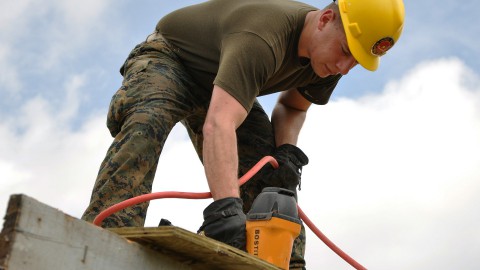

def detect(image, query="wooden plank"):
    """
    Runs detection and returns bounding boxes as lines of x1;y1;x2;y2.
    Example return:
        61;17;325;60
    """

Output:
110;226;281;270
0;194;192;270
0;194;281;270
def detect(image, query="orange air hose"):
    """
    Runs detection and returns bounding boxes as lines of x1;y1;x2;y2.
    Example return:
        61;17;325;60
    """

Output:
93;156;367;270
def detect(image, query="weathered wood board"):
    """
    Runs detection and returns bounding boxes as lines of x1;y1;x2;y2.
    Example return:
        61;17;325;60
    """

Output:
0;194;190;270
0;194;280;270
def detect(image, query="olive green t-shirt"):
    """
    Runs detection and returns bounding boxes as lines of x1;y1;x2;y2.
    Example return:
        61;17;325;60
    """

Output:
157;0;341;112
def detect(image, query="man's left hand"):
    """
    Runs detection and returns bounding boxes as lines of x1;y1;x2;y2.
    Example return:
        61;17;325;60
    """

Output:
265;144;309;192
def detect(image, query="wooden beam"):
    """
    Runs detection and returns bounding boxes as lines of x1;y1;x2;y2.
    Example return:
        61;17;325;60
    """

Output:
0;194;191;270
0;194;280;270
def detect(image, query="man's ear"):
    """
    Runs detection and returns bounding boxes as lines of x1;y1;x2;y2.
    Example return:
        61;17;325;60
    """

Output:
318;9;335;30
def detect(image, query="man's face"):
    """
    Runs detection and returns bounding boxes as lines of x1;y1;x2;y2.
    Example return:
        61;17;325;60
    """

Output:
309;11;357;78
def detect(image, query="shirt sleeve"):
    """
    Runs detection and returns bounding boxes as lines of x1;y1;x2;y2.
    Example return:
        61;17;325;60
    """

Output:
297;74;342;105
214;32;276;112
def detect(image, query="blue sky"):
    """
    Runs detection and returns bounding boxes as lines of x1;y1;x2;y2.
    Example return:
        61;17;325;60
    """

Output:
1;1;480;269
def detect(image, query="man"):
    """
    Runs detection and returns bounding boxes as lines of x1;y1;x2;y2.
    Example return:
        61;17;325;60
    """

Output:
82;0;405;269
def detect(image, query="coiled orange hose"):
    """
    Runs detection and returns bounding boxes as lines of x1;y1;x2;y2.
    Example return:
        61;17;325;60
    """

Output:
93;156;367;269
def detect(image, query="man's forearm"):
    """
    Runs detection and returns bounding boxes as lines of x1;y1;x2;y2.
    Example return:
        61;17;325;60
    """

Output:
272;89;311;146
272;102;307;146
203;126;240;200
202;85;248;200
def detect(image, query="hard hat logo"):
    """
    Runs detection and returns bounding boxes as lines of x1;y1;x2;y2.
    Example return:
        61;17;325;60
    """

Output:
372;37;394;56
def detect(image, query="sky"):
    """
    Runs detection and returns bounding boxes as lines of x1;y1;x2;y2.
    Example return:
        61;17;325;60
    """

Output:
1;0;479;269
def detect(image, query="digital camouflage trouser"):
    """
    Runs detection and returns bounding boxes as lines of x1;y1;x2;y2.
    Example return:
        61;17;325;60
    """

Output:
81;33;306;269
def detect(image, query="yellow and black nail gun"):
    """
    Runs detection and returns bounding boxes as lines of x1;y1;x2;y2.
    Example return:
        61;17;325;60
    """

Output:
246;187;301;269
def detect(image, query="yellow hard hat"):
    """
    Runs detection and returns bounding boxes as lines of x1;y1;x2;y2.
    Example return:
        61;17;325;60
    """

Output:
336;0;405;71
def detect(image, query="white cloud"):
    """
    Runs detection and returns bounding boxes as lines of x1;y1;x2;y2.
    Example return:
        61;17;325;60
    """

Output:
299;58;480;269
1;58;479;270
0;45;22;97
0;0;32;35
36;1;115;69
0;73;112;218
0;0;117;96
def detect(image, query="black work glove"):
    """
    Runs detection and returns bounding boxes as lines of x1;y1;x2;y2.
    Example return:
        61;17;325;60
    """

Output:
198;197;246;251
267;144;309;192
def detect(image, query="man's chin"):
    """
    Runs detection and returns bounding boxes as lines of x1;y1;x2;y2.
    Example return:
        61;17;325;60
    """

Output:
313;70;330;78
312;65;331;78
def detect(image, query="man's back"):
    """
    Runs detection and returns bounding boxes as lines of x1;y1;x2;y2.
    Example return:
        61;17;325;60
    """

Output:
157;0;322;111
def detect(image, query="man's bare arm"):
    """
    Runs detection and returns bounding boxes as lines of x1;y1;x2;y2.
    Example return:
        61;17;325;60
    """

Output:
272;89;312;146
203;85;248;200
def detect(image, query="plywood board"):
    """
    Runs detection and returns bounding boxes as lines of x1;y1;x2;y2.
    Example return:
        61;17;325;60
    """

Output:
110;226;281;270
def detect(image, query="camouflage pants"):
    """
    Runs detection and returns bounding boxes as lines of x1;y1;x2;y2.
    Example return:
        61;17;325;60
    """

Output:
81;33;306;269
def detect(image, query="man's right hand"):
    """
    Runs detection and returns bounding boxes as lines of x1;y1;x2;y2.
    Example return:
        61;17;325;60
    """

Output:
198;197;246;251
